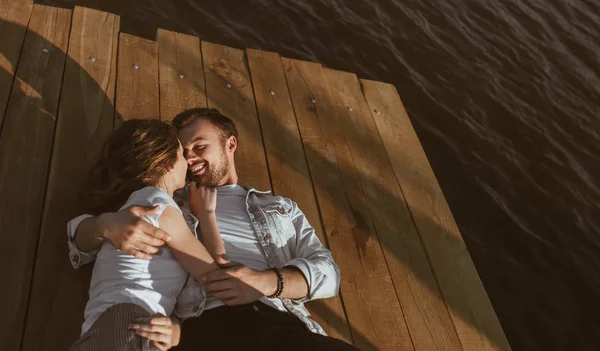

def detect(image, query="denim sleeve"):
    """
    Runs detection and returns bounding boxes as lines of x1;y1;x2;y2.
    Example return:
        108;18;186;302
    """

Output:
284;200;341;302
67;214;99;269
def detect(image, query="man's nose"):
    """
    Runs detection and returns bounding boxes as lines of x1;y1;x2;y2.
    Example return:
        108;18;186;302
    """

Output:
186;152;200;165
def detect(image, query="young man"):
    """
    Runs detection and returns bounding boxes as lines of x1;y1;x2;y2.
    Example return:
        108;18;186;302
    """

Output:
68;108;359;350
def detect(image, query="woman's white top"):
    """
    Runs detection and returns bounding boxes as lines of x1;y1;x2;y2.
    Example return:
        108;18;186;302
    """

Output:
81;187;188;334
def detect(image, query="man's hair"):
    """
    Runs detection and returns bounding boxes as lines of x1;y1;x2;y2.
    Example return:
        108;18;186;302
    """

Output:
172;108;238;145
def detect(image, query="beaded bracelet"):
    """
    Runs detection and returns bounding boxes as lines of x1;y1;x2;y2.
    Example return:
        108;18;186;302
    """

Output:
266;267;284;298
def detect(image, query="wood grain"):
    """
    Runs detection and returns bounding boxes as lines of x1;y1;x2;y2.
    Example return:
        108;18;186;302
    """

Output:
201;41;271;191
360;79;511;351
322;68;467;350
246;49;352;344
0;5;71;350
157;29;206;121
282;58;416;351
22;6;119;350
0;0;33;127
116;33;159;121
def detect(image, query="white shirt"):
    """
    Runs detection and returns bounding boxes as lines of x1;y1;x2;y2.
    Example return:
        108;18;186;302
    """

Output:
81;187;188;334
204;184;285;312
67;184;341;336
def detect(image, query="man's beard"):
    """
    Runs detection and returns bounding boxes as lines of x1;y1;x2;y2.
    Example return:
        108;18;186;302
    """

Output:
190;152;230;187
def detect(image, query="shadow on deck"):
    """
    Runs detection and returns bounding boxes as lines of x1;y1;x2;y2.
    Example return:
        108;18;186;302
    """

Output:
0;2;510;350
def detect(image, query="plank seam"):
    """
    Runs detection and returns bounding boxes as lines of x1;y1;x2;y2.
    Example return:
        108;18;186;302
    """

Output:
332;71;417;350
0;4;34;137
278;58;355;346
156;37;163;121
114;31;124;125
242;49;275;192
197;40;209;108
18;7;76;351
359;80;465;349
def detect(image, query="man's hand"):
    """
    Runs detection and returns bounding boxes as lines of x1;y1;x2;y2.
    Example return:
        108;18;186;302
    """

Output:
201;264;277;306
97;205;171;260
129;314;180;350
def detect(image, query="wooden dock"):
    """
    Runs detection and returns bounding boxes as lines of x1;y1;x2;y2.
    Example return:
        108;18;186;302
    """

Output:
0;2;511;350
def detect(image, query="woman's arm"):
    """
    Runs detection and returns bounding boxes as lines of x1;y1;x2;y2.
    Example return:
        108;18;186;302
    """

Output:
189;185;227;263
72;206;171;260
158;206;219;281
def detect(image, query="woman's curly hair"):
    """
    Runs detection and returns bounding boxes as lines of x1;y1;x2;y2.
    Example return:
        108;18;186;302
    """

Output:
82;119;180;215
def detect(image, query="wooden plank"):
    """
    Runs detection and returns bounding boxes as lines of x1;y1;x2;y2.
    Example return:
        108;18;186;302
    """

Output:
321;68;468;350
246;49;352;344
116;33;159;121
0;5;71;350
282;58;415;351
157;29;206;121
22;6;119;350
0;0;33;127
200;41;271;191
360;80;511;351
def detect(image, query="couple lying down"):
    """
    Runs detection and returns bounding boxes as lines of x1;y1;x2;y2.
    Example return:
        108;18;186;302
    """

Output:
68;108;359;351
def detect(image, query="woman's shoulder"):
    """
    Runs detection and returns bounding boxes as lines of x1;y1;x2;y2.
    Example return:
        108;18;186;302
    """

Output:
120;187;181;214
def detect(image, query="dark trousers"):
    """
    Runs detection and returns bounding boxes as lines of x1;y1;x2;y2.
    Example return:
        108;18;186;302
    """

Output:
173;302;360;351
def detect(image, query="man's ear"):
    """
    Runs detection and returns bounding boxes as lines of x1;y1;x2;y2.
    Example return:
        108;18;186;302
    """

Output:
227;136;238;154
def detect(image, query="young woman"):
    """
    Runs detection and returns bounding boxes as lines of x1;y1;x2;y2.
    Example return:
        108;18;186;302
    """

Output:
70;119;225;351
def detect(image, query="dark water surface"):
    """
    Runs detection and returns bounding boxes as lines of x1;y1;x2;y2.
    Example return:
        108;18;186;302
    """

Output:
39;0;600;349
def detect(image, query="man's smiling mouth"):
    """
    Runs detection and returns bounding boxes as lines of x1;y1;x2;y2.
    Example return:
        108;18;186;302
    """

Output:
190;162;207;175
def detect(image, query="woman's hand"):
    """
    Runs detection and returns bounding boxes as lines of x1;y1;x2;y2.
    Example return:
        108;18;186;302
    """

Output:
189;183;217;216
129;314;181;350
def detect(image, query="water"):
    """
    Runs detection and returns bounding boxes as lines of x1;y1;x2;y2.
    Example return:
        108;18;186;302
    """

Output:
39;0;600;349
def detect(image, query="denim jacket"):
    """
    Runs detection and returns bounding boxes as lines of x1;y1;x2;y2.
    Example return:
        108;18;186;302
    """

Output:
67;185;340;335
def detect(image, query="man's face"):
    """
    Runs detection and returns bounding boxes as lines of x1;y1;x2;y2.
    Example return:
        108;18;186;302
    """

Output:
178;119;231;187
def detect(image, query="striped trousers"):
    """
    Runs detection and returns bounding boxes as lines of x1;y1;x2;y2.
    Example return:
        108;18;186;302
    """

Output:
70;303;158;351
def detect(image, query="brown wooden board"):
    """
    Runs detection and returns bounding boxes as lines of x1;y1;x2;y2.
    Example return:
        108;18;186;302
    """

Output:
201;41;271;191
360;80;511;351
157;29;206;121
0;0;33;127
323;68;469;350
22;6;119;350
282;58;415;351
246;49;352;344
322;67;465;350
116;33;159;122
0;5;71;350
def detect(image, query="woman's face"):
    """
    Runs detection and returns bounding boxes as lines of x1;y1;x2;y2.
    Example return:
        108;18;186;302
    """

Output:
171;142;188;189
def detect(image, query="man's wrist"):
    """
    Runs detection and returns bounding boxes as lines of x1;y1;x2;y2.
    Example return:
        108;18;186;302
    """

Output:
95;212;113;242
262;269;279;297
